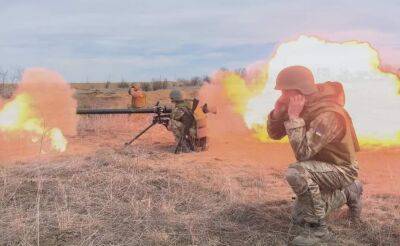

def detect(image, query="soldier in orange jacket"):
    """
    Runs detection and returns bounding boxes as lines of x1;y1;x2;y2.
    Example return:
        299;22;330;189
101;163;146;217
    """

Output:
128;84;147;108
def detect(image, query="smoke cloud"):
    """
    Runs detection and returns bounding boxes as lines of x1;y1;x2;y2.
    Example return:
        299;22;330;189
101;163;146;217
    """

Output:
15;68;77;135
198;62;267;145
0;68;77;161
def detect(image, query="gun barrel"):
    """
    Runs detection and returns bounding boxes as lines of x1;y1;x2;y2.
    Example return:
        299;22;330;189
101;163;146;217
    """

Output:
76;107;172;115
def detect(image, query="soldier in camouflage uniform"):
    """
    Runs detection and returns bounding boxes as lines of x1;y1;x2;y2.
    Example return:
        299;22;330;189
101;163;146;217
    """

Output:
168;90;197;153
267;66;363;245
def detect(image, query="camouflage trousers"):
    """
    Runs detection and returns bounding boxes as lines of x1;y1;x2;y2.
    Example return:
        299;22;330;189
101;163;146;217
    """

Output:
171;121;197;152
285;161;358;224
172;134;192;152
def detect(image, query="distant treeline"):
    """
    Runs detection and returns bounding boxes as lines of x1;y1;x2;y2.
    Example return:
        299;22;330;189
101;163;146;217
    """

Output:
109;76;210;91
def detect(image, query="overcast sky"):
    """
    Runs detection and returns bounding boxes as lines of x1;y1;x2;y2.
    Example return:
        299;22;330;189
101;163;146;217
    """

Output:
0;0;399;82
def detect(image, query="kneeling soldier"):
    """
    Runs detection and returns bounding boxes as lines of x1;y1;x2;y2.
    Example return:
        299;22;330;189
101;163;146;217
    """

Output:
267;66;363;245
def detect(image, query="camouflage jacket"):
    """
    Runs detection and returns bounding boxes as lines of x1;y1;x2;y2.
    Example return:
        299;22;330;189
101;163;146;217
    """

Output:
267;111;345;162
169;101;196;138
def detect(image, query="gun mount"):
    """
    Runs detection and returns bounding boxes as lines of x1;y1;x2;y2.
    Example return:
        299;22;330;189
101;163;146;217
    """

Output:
77;102;172;147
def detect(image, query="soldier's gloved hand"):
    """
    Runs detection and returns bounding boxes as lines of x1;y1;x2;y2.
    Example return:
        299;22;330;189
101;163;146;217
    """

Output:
272;95;288;119
288;95;305;120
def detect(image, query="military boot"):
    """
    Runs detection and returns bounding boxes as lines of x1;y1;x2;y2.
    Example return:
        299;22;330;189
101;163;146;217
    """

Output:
343;180;363;221
290;221;335;246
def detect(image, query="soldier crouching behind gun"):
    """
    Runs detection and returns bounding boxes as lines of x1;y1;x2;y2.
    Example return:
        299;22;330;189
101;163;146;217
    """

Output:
267;66;363;245
167;89;209;153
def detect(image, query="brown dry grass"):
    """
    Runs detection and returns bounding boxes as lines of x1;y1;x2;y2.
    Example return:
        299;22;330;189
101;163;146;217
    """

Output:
0;146;292;245
1;144;399;245
0;87;399;245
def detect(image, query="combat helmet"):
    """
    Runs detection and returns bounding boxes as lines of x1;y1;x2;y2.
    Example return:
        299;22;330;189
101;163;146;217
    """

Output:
275;66;318;95
169;89;184;102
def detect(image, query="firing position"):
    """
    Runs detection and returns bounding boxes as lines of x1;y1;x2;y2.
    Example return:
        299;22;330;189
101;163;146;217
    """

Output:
128;84;147;108
267;66;363;245
168;89;209;153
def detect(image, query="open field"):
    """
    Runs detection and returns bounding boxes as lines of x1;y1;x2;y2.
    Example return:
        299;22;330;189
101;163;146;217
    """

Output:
1;87;399;245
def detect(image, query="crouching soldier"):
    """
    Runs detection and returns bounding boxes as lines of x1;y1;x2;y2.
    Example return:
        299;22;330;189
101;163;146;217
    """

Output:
267;66;363;245
168;90;197;153
168;89;211;153
192;103;210;151
193;103;217;151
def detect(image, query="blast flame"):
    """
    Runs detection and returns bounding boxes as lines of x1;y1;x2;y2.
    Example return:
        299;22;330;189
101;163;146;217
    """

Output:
219;62;268;115
216;35;400;147
0;68;77;158
0;93;68;152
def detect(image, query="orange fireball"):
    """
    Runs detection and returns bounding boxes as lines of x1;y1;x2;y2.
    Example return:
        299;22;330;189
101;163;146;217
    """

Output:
0;68;77;155
0;93;67;152
217;35;400;147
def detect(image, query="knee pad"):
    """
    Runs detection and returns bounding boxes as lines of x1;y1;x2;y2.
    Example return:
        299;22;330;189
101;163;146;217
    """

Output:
285;167;309;195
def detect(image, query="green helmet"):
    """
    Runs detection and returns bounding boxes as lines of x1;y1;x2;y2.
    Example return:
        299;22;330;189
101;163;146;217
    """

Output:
275;66;318;95
169;89;183;101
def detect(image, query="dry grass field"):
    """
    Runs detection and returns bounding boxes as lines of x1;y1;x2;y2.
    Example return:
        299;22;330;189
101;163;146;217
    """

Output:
0;85;399;245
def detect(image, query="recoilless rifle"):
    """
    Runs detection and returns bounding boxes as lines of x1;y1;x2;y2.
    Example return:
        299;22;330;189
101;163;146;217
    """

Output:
76;100;199;153
77;102;171;145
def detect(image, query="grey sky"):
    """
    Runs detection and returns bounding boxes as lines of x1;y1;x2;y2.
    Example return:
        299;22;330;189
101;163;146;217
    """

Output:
0;0;399;82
